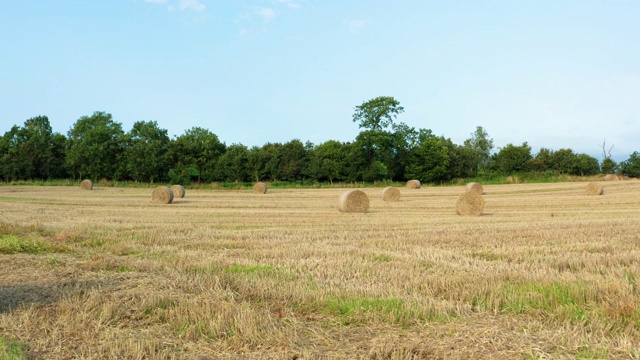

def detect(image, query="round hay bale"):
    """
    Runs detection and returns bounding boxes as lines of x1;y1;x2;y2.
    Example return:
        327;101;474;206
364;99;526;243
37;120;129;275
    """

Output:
253;182;268;194
604;174;620;181
170;185;185;198
466;182;483;195
586;182;604;196
455;191;484;216
151;186;174;204
338;190;369;213
80;179;93;190
381;187;401;201
406;180;421;189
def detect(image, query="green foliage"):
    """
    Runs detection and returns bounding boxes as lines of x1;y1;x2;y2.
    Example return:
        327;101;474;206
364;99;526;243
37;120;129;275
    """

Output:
619;151;640;178
0;335;29;360
126;121;170;183
66;111;126;180
169;127;225;183
601;157;617;174
463;126;494;171
0;234;53;254
214;144;250;182
491;142;533;173
224;264;273;273
0;116;67;181
405;132;450;182
352;96;404;131
305;140;349;183
276;139;308;181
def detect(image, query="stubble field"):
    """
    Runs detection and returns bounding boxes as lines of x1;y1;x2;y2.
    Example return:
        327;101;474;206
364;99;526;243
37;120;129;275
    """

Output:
1;180;640;359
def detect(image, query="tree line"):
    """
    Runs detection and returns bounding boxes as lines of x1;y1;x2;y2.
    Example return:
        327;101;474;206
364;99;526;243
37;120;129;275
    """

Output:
1;97;639;184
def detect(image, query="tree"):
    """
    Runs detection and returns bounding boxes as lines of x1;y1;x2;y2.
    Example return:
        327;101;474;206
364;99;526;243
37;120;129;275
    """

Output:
275;139;308;181
619;151;640;178
352;96;404;131
528;148;554;172
305;140;349;184
405;130;450;183
66;112;125;180
463;126;494;171
0;126;21;181
491;142;532;173
446;142;477;179
169;127;225;183
550;148;577;174
573;153;600;176
0;116;67;181
126;121;170;183
214;144;250;182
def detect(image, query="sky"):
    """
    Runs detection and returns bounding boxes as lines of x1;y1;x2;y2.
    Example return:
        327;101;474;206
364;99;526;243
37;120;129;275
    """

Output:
1;0;639;161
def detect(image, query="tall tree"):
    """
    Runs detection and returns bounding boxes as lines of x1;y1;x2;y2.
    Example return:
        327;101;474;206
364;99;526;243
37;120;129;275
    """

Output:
214;144;250;182
619;151;640;178
0;116;66;180
169;127;225;183
66;112;125;180
405;130;450;183
352;96;404;131
305;140;348;184
275;139;308;181
463;126;494;171
491;142;532;173
126;120;170;183
350;97;410;181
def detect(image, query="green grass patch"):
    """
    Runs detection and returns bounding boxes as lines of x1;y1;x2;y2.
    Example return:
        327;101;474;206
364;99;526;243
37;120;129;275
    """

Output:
223;264;274;273
0;234;54;254
373;254;393;263
319;296;438;326
0;335;29;360
472;280;592;322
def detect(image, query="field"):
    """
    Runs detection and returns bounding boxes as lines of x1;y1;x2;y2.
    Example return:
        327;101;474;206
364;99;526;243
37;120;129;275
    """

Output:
1;180;640;359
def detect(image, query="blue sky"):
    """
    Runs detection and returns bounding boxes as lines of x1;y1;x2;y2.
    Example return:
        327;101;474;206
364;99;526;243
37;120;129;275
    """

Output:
1;0;638;161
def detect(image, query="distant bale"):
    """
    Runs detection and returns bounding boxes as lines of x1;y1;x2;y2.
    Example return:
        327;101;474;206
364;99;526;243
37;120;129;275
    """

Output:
586;182;604;196
338;190;370;213
604;174;620;181
506;176;520;184
253;182;268;194
381;187;401;202
170;185;185;198
466;182;483;195
80;179;93;190
455;191;484;216
406;180;421;189
151;186;174;204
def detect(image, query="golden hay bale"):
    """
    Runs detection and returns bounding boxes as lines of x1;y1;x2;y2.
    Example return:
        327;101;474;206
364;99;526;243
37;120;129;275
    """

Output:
406;180;421;189
170;185;185;198
586;182;604;196
253;182;268;194
80;179;93;190
338;190;369;213
455;191;484;216
381;187;401;201
151;186;174;204
466;182;483;195
604;174;620;181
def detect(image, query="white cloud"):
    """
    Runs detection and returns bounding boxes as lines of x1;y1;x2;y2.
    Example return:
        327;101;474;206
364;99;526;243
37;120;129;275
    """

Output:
179;0;206;12
273;0;300;9
145;0;205;12
345;19;370;32
253;7;277;22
